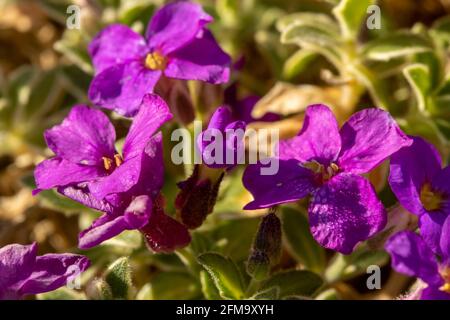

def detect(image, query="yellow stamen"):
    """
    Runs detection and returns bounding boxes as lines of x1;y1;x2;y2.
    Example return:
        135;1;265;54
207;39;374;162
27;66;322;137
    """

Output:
114;154;123;167
420;183;443;211
302;161;339;182
440;283;450;293
145;51;167;70
302;160;323;173
439;268;450;293
102;157;113;171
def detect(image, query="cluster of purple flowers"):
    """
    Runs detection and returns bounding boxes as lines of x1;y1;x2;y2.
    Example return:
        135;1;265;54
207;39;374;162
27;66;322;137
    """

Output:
2;1;232;299
2;1;448;300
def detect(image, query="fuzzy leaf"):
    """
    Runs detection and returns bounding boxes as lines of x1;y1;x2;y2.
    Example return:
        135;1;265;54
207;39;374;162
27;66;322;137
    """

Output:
104;257;133;299
260;270;323;298
144;272;200;300
403;63;431;112
197;252;245;300
200;270;222;300
362;32;432;61
333;0;375;39
276;12;338;33
282;49;318;80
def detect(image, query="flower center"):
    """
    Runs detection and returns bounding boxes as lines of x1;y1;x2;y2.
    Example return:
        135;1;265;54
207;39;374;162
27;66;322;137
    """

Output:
302;160;339;183
145;51;167;70
102;154;123;171
420;183;443;211
439;267;450;293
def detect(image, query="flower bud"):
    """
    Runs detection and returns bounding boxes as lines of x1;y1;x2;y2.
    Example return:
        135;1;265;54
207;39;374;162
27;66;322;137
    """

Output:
246;211;282;280
175;165;224;229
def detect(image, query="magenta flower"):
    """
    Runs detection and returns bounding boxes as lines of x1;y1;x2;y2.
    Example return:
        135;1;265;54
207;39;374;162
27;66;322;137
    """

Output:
88;1;231;117
0;243;89;300
389;136;450;256
34;94;172;202
385;221;450;300
243;104;412;254
197;106;246;169
34;101;190;252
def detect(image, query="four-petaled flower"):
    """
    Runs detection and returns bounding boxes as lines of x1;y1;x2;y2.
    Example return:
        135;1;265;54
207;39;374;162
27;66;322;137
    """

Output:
389;136;450;256
243;104;412;254
88;1;231;117
0;243;89;300
385;219;450;300
34;94;172;203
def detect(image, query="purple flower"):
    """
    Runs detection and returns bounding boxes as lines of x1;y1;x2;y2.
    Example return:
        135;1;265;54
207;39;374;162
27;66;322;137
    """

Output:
385;221;450;300
243;104;412;254
0;242;89;300
197;106;246;169
34;94;172;202
224;83;280;124
50;125;190;252
88;1;231;117
389;136;450;256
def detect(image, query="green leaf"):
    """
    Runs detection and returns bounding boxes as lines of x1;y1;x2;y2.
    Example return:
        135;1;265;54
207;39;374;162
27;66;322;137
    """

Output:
281;24;342;66
197;252;245;300
276;12;338;33
87;279;113;300
200;270;222;300
281;207;326;273
260;270;323;298
104;257;133;299
250;287;280;300
362;32;432;61
282;49;318;81
333;0;375;39
403;63;431;112
144;272;200;300
325;247;389;283
37;287;86;300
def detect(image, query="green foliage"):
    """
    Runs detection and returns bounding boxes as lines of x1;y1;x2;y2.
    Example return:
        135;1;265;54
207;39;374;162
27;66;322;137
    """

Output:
197;252;246;299
104;257;133;299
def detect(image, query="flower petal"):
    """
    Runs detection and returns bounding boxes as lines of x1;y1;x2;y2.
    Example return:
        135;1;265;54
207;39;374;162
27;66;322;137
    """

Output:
140;211;191;253
243;159;316;210
338;108;412;174
88;62;161;117
88;154;142;200
122;94;172;160
309;174;386;254
419;213;449;257
164;31;230;84
18;254;90;295
126;133;165;196
57;185;113;213
34;157;102;193
0;243;37;292
421;287;450;300
198;107;246;169
385;231;443;287
78;212;127;249
440;215;450;263
89;24;147;74
44;105;116;166
278;104;341;164
146;1;212;54
389;136;442;216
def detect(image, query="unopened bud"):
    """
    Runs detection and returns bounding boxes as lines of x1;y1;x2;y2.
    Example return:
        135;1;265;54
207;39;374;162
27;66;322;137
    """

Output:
86;278;113;300
175;165;224;229
247;211;282;280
